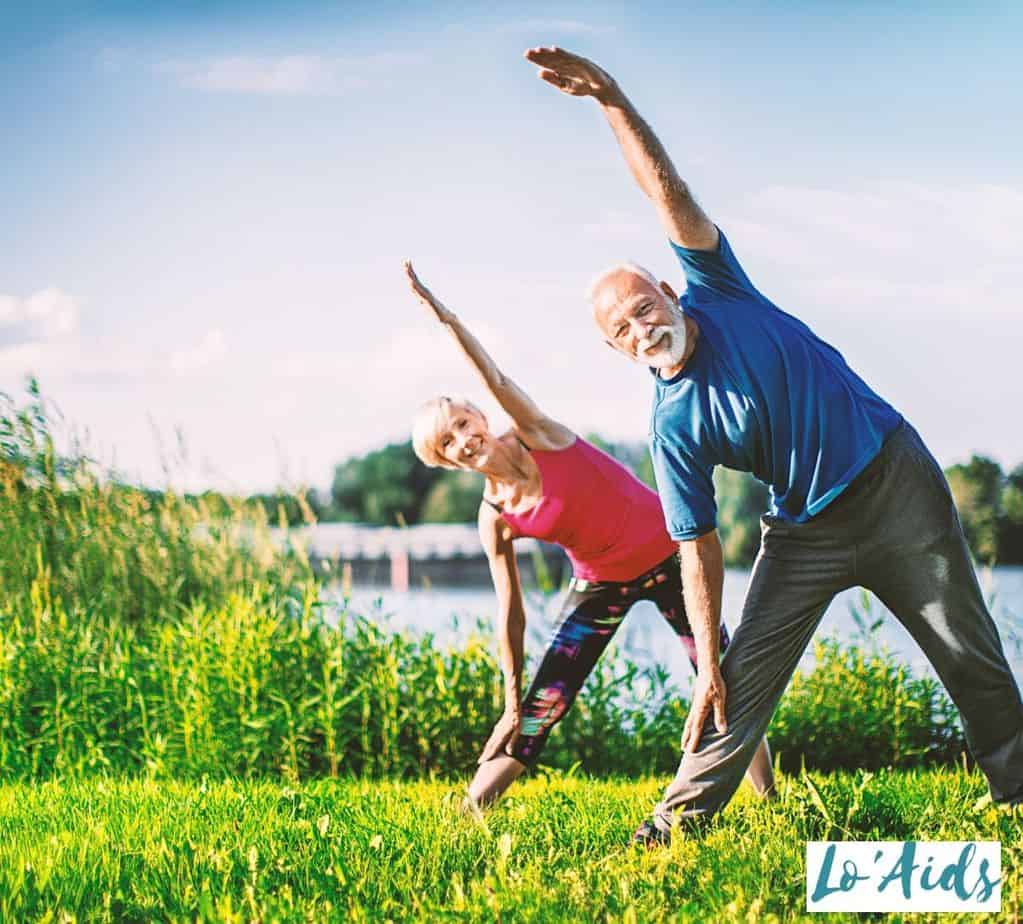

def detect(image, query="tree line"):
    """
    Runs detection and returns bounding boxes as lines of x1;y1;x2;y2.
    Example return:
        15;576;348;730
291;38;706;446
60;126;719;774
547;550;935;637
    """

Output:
252;438;1023;568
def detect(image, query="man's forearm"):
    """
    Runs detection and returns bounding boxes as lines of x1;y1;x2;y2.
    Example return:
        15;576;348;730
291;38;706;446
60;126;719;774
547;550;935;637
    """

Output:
678;532;724;671
596;86;716;249
599;87;687;206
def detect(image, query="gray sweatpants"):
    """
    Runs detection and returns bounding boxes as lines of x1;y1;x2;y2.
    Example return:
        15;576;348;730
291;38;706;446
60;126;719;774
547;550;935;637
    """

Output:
654;421;1023;829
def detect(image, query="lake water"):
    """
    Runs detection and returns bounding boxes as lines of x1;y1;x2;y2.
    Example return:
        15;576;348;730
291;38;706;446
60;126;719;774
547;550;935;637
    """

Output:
332;566;1023;693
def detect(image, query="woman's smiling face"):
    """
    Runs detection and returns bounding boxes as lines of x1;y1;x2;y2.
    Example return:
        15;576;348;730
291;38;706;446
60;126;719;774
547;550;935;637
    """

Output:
436;401;493;470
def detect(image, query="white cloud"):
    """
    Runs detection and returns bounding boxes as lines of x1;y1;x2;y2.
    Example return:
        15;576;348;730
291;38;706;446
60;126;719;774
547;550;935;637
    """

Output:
0;340;158;388
720;181;1023;320
0;288;79;348
169;329;226;375
747;185;914;252
158;52;413;96
745;182;1023;259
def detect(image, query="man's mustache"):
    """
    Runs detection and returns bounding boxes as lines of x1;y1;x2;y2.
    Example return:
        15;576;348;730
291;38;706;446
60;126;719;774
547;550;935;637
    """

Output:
637;327;673;354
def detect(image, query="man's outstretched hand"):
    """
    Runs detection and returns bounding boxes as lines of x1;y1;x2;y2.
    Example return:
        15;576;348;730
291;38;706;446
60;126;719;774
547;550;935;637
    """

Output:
524;46;618;103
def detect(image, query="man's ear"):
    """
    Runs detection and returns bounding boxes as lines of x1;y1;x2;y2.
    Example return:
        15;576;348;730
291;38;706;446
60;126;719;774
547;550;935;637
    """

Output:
659;280;679;303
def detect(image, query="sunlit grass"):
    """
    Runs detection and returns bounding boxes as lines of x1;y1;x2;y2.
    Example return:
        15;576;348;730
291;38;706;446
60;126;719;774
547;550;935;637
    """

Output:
0;771;1017;922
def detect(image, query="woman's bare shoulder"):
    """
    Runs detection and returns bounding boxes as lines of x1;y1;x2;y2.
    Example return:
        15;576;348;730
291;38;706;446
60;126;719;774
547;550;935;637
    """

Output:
511;420;575;452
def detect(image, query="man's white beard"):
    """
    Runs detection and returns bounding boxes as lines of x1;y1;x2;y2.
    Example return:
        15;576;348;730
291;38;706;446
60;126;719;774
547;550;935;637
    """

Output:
637;317;687;370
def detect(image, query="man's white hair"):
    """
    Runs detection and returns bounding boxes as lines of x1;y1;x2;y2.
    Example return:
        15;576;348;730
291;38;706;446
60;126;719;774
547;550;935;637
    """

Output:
585;261;661;305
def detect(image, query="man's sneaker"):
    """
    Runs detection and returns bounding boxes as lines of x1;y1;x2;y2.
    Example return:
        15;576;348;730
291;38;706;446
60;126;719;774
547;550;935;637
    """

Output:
972;793;994;812
972;791;1023;814
631;819;672;848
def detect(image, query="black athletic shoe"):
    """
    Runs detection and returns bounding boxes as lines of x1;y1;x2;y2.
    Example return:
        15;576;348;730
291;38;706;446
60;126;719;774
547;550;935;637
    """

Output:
631;819;672;848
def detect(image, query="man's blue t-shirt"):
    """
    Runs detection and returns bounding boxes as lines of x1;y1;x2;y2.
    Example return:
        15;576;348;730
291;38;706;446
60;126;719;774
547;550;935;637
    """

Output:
650;228;902;541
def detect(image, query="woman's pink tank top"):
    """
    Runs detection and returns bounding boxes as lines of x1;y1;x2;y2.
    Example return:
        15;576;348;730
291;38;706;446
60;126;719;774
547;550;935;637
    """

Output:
498;437;677;582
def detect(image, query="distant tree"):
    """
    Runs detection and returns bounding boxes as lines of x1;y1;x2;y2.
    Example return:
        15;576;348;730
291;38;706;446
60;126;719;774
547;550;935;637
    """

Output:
634;452;656;490
192;490;226;516
997;463;1023;565
945;456;1003;563
714;467;770;567
1004;464;1023;520
305;487;338;522
420;471;485;523
331;441;436;526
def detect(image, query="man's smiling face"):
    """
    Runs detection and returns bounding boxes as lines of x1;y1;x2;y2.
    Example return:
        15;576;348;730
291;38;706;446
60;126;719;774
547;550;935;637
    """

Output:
590;267;687;371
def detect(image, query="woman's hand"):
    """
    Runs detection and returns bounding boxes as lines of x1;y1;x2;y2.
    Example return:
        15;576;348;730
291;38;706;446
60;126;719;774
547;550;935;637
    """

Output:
404;261;456;325
478;705;522;764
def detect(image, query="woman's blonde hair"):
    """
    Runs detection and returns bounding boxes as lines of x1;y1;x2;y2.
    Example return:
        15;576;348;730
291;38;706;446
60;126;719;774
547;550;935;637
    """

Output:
411;396;488;469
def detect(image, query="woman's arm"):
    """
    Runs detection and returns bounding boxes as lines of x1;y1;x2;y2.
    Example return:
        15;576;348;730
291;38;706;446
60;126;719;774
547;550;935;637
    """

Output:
477;501;527;761
404;261;573;450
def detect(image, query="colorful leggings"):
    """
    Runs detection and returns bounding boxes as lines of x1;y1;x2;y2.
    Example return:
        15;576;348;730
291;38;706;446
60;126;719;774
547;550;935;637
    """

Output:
510;553;731;767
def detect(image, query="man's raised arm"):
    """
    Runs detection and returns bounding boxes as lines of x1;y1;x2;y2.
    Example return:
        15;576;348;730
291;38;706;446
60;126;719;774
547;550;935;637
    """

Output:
525;46;718;252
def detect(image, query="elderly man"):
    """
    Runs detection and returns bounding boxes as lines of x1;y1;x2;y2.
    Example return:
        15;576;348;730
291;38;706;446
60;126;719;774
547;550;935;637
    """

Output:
525;46;1023;842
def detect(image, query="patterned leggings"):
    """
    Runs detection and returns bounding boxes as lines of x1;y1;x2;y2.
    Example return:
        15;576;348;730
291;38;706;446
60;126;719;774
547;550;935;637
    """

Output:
510;553;731;767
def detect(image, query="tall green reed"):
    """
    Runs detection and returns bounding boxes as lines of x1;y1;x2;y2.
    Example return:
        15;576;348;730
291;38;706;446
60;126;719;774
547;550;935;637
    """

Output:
0;381;310;627
0;580;968;780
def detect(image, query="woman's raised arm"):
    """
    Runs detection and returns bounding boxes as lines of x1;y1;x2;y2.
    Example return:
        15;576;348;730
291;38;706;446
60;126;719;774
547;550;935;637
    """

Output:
404;261;572;449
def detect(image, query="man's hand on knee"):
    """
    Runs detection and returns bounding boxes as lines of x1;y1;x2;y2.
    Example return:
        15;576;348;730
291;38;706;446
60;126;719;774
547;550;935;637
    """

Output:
682;664;727;753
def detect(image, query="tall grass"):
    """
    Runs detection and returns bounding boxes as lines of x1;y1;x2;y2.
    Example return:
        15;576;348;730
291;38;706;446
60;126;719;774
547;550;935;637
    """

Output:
0;381;311;626
0;383;969;781
0;581;969;779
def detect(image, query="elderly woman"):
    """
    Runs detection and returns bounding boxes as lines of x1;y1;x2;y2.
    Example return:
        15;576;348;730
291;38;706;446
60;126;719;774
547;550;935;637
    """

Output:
405;262;774;824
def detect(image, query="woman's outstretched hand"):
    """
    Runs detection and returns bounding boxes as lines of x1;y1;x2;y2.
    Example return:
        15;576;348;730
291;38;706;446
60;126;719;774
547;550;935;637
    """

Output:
404;261;456;325
478;706;521;764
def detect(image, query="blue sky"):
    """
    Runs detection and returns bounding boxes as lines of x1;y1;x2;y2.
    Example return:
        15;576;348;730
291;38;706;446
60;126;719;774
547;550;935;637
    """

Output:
2;2;1021;492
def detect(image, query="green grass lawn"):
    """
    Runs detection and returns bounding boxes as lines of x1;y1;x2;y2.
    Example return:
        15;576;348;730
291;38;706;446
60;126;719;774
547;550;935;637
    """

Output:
0;769;1018;922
